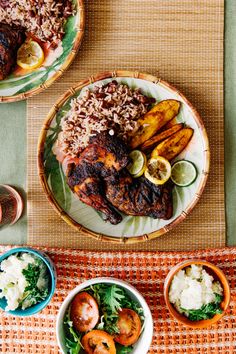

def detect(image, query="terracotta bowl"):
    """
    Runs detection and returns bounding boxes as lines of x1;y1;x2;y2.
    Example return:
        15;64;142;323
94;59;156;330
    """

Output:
164;259;230;328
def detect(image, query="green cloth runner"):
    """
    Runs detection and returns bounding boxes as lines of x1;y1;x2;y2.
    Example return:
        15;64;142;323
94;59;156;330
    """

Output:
0;0;235;246
225;0;236;245
0;102;27;244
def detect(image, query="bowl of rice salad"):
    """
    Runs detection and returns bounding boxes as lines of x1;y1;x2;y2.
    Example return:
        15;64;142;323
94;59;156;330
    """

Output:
0;0;85;102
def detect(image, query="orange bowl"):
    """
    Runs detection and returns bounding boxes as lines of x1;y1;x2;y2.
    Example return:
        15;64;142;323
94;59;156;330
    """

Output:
164;259;230;328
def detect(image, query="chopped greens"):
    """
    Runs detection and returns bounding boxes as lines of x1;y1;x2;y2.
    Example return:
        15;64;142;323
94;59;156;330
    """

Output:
116;343;133;353
182;293;223;321
63;284;144;353
64;312;83;354
20;261;49;309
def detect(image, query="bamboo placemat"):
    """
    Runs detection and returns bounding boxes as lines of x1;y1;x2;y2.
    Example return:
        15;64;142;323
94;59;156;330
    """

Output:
27;0;225;250
0;245;235;353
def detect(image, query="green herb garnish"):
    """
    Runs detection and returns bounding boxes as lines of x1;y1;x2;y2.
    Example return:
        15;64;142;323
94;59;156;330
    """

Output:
20;261;49;309
86;284;144;335
90;284;125;335
64;312;83;354
116;343;133;353
100;284;125;313
182;293;223;321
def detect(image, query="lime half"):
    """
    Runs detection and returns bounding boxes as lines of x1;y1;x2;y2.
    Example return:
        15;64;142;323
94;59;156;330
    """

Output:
127;150;147;176
171;160;197;187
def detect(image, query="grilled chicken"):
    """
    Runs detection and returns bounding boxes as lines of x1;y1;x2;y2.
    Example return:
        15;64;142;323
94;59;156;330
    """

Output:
105;172;173;219
66;132;173;224
0;23;25;80
67;132;129;224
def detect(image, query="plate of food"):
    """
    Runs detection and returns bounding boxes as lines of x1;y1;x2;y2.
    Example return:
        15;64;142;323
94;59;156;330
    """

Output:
38;70;210;243
0;0;85;102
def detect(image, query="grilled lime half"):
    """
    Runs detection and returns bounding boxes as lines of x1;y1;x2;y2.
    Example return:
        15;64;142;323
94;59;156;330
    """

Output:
144;156;171;185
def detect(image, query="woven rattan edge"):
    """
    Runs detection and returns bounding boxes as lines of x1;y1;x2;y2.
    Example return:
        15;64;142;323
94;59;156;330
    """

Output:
0;0;85;103
37;70;210;244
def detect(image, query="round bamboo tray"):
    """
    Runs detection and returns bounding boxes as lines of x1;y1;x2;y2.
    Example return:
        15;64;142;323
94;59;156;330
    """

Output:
38;70;210;244
0;0;85;103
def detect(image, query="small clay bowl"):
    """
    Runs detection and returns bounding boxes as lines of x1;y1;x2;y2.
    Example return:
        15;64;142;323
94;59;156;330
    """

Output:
164;259;230;328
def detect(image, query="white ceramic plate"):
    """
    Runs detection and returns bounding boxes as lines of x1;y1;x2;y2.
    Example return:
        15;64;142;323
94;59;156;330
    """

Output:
38;71;209;243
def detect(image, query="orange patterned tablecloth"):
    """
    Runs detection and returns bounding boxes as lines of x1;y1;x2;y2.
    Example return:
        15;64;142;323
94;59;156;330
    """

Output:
0;245;235;353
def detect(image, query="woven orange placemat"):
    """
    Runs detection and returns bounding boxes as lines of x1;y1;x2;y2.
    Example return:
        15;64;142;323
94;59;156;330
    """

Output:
0;245;235;353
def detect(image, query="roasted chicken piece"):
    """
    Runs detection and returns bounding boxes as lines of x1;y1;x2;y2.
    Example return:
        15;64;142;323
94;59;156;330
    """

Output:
67;132;129;224
66;132;173;224
105;171;173;219
68;163;123;225
0;23;25;80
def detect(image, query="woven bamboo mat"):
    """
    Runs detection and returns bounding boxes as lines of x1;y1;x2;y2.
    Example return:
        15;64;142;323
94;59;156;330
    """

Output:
0;245;235;353
27;0;225;250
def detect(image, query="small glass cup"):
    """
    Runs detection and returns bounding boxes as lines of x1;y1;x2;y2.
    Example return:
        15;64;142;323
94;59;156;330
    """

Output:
0;185;23;230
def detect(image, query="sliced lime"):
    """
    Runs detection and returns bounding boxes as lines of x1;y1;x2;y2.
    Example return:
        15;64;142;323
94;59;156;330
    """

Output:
171;160;197;187
127;150;147;176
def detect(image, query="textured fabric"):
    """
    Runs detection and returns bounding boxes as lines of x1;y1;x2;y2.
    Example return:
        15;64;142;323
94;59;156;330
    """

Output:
0;245;235;353
0;102;27;244
28;0;225;250
225;0;236;246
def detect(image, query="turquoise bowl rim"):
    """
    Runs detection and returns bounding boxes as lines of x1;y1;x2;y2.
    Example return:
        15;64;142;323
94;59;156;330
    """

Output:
0;247;56;316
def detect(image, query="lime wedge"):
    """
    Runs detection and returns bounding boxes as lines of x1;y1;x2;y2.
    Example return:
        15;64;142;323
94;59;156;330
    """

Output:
127;150;147;176
171;160;197;187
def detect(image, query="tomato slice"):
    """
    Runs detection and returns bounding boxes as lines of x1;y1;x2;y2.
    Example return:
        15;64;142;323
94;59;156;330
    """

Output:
81;330;116;354
114;308;142;346
70;292;99;332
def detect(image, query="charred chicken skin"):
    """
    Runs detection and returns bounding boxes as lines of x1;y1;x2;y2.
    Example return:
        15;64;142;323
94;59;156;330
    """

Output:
105;172;173;219
0;23;25;80
67;132;129;224
66;132;173;224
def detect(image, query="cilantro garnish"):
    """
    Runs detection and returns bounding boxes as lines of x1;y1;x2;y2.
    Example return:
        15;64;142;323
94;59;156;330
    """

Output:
20;262;49;308
182;293;223;321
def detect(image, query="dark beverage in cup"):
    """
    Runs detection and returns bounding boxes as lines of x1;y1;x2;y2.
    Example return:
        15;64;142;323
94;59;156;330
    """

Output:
0;185;23;229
